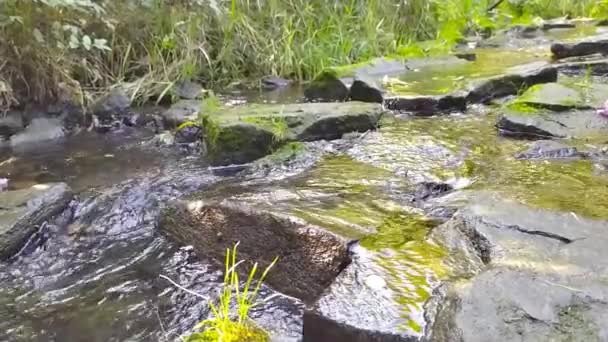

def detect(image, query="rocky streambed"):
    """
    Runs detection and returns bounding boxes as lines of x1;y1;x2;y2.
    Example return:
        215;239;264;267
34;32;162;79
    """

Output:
1;19;608;342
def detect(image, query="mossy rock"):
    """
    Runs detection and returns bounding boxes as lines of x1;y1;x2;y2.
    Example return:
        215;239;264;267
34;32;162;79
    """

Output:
304;70;349;102
514;82;608;111
204;102;385;166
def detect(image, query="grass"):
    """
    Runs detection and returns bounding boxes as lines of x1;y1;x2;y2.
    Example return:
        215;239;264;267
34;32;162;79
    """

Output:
0;0;605;111
182;243;278;342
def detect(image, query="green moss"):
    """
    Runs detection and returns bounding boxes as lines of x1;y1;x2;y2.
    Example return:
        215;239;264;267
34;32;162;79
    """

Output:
185;320;269;342
241;116;289;142
200;114;223;151
361;212;437;250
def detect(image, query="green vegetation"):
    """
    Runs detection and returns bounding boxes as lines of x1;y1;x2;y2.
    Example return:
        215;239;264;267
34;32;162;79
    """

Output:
185;243;277;342
1;0;606;110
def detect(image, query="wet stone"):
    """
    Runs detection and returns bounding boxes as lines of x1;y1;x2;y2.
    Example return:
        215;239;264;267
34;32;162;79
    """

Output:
206;102;384;166
384;93;467;115
10;118;65;147
497;108;608;139
0;183;73;260
90;87;131;120
161;99;200;128
466;62;558;104
552;39;608;60
515;82;608;111
304;71;350;102
159;199;351;302
515;140;583;160
430;193;608;342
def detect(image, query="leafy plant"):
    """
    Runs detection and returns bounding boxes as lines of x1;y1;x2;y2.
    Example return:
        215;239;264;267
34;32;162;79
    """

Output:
184;243;278;342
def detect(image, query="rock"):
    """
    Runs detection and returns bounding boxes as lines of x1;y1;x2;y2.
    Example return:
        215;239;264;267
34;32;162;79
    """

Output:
159;200;350;302
551;39;608;60
303;244;429;342
133;113;164;132
384;93;467;115
515;82;608;111
542;19;576;30
205;102;385;165
413;182;454;202
556;57;608;76
261;76;292;90
173;80;204;100
0;111;24;139
497;108;608;139
174;122;202;144
349;79;383;103
596;19;608;27
304;71;350;102
207;123;277;166
90;88;131;119
152;131;175;146
430;193;608;341
515;140;582;159
10;118;65;147
467;62;558;103
0;183;73;260
161;99;200;128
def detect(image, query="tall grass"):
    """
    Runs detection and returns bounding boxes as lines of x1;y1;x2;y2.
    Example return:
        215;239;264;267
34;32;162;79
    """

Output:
0;0;605;110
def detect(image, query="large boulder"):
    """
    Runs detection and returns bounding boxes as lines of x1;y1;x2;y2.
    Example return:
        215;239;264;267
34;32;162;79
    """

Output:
159;199;350;302
304;71;350;102
0;183;73;260
467;62;558;103
429;193;608;341
205;102;385;165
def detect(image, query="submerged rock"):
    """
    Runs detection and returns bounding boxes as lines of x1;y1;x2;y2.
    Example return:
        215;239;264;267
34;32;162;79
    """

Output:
430;194;608;341
159;199;350;302
467;62;558;103
552;39;608;59
0;183;73;260
10;118;65;147
515;140;582;159
497;108;608;139
174;122;202;144
205;102;385;166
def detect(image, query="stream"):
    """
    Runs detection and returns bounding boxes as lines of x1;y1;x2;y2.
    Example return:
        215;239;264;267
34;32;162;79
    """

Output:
1;22;608;342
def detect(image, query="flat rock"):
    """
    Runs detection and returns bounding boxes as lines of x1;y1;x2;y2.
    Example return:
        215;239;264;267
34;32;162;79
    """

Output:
161;99;200;128
430;193;608;341
467;62;558;103
515;140;583;159
552;39;608;60
556;57;608;75
515;82;608;111
304;244;421;342
159;199;350;302
384;93;467;115
10;118;65;147
0;183;73;260
206;102;385;165
497;108;608;139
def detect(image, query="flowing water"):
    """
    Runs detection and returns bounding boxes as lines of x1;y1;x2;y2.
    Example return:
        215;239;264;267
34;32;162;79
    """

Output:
2;26;608;341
